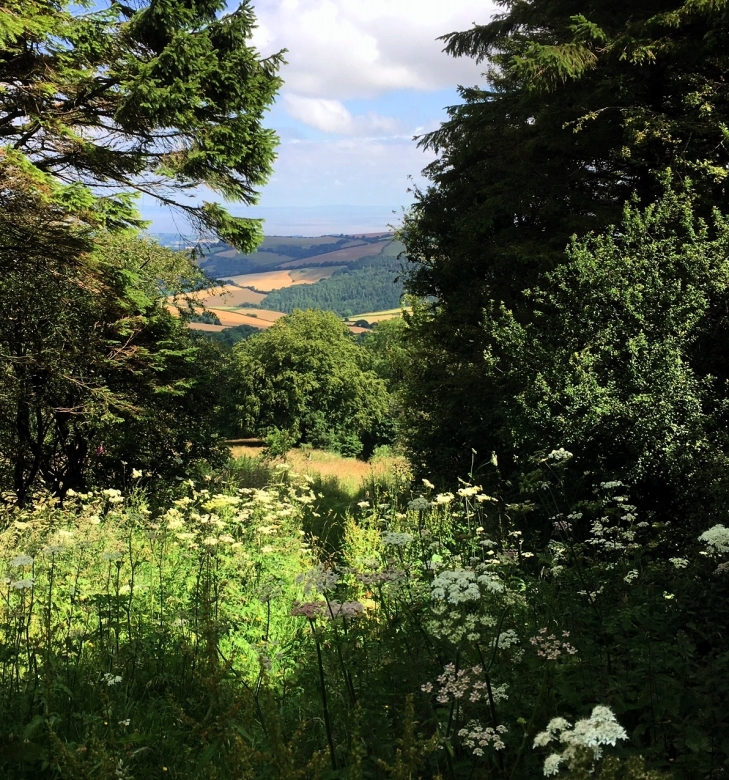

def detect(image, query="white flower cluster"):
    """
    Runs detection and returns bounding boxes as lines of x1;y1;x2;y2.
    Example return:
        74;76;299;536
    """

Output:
422;663;509;708
533;705;627;776
10;555;33;567
546;448;573;462
382;532;414;547
426;604;496;643
458;721;508;755
296;564;340;595
102;488;124;504
530;628;577;660
103;673;123;687
699;525;729;554
431;569;504;604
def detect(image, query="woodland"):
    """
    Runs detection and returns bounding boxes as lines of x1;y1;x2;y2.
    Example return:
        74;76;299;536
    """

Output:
0;1;729;779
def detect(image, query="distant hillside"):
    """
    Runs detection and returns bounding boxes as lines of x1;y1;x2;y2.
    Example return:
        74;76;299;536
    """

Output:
152;232;396;278
262;252;404;318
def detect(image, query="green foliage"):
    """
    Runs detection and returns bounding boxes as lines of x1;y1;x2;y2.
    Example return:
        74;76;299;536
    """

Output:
0;0;282;245
403;185;729;532
0;154;230;503
1;454;723;778
263;253;404;317
403;0;729;480
201;322;259;346
231;310;393;458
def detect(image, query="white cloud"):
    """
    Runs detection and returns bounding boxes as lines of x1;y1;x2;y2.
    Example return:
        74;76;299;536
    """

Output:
255;134;438;208
251;0;498;100
283;94;399;134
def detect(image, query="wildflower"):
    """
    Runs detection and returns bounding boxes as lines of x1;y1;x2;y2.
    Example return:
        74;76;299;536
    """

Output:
434;492;454;505
422;478;435;489
382;532;413;547
669;557;689;569
408;497;431;512
296;564;340;594
102;551;124;562
458;485;481;498
543;754;563;776
357;500;370;509
327;601;365;619
533;706;627;775
41;544;65;556
624;570;639;583
290;601;326;619
546;448;573;462
11;578;33;590
431;569;481;603
699;525;729;554
131;469;143;479
102;673;123;686
118;719;130;727
530;628;577;659
10;555;33;567
458;721;508;755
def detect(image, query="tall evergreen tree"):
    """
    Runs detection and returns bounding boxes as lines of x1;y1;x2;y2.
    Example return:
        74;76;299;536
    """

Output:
0;0;283;247
402;0;729;484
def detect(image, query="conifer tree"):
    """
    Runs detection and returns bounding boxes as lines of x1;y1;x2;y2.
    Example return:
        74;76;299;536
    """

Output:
402;0;729;482
0;0;283;247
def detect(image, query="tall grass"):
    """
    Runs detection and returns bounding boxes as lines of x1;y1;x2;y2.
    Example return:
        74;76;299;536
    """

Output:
0;452;723;779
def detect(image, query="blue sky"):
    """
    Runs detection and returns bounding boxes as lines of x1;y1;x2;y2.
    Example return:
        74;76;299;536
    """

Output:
144;0;497;236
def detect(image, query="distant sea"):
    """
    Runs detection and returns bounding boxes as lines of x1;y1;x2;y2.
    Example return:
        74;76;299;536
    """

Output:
140;203;405;238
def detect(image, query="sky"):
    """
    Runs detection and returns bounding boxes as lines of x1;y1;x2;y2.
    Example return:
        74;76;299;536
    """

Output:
144;0;498;236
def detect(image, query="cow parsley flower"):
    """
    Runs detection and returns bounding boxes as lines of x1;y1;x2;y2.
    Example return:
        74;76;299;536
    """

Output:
10;555;33;567
699;525;729;554
431;569;481;603
533;706;627;775
546;448;573;462
434;492;455;505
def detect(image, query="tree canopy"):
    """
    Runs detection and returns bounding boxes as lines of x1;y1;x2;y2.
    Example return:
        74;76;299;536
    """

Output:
402;0;729;495
0;0;283;247
0;151;228;503
232;310;392;457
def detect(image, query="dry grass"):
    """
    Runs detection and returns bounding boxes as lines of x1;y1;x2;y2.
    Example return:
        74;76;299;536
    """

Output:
223;266;344;292
206;308;285;328
228;443;409;494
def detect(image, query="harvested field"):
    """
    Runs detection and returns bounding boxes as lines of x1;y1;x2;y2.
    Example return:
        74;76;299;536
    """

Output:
280;241;389;268
288;266;346;283
223;266;344;291
207;308;285;328
182;284;267;308
349;307;406;324
188;323;227;332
